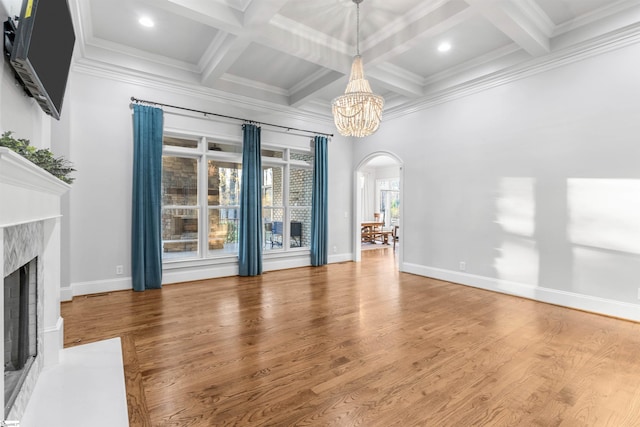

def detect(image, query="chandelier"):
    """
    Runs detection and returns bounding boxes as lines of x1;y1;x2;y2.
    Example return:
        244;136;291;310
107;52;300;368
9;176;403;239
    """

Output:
332;0;384;138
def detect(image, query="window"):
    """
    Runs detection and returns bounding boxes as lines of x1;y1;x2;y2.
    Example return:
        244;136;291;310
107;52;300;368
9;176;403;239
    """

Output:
162;144;199;260
289;164;313;248
263;149;313;251
207;160;241;256
161;134;314;262
377;179;400;227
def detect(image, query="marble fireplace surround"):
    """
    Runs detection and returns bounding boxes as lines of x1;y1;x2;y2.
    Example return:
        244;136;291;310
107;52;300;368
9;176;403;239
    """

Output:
0;147;69;422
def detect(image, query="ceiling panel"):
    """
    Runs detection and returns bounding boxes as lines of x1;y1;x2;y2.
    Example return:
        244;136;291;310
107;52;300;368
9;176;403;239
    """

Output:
227;43;326;90
89;0;219;65
392;15;514;77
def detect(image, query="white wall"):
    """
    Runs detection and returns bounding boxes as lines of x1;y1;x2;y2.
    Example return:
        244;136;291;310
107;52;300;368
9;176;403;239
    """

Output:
355;41;640;320
60;69;353;298
0;0;20;17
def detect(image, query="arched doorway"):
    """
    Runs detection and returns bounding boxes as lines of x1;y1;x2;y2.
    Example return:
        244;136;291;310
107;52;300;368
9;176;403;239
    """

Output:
354;152;403;266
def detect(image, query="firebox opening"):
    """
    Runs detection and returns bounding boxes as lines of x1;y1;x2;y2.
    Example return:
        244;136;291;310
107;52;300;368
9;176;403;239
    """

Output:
4;257;37;414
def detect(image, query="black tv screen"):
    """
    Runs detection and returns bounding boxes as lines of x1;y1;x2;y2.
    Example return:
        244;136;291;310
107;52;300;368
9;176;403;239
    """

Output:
9;0;76;120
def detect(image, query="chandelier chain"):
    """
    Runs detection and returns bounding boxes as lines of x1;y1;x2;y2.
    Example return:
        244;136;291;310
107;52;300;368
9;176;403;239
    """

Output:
356;1;360;56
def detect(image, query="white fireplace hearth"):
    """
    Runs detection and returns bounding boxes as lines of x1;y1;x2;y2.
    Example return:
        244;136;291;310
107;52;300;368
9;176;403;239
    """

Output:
0;147;69;422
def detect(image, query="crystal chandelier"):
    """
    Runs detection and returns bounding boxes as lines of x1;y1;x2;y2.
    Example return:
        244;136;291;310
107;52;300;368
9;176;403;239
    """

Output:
332;0;384;138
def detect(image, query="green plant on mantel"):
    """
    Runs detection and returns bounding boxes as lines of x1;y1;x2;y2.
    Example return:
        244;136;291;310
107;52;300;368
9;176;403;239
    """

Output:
0;131;75;184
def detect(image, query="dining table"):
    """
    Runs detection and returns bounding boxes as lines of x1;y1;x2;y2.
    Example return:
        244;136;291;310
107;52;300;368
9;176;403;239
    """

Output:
361;221;390;244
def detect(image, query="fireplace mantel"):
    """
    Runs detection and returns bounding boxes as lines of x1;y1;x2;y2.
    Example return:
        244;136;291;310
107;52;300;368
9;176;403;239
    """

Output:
1;146;70;421
0;147;70;228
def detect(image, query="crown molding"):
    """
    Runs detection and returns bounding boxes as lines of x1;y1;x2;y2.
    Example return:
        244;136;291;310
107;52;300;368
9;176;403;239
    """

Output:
374;63;424;88
85;38;202;73
288;68;336;96
69;14;640;128
553;0;640;36
219;73;290;97
423;43;523;86
72;59;335;126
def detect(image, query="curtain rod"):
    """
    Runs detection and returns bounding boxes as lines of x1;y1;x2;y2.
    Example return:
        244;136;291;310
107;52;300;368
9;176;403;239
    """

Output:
130;97;334;138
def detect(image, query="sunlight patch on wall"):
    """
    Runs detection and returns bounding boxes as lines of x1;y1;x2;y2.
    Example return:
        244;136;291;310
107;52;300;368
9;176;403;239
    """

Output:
494;177;539;285
494;239;540;286
568;179;640;254
495;177;535;237
572;246;639;301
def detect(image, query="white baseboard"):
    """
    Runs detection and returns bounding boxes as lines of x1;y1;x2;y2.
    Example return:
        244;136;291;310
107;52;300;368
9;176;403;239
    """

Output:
403;263;640;322
62;252;351;299
163;265;238;284
43;316;63;367
63;277;132;301
328;253;353;264
264;254;310;271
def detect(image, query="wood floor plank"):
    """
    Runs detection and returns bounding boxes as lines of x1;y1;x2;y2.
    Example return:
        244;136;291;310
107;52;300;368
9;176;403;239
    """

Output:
61;250;640;426
121;333;153;427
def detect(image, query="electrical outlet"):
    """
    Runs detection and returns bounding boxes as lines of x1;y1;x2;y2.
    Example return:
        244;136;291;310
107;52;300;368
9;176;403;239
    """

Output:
333;246;337;253
637;288;640;300
116;265;124;275
459;262;466;272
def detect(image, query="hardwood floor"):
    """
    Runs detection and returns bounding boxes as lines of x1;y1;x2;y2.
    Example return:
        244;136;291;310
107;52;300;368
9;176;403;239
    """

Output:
61;250;640;426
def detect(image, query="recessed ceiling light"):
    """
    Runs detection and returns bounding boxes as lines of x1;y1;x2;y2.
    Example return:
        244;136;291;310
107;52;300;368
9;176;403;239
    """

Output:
438;42;452;53
139;17;155;28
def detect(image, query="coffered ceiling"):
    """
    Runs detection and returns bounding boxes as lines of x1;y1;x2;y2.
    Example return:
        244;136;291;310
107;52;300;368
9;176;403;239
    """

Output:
70;0;640;119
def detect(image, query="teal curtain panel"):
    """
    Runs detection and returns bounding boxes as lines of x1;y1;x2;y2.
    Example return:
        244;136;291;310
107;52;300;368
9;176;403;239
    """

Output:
311;135;328;266
238;124;263;276
131;104;164;291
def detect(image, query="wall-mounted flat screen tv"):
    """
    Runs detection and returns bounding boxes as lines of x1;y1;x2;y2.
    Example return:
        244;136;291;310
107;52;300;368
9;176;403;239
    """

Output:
6;0;76;120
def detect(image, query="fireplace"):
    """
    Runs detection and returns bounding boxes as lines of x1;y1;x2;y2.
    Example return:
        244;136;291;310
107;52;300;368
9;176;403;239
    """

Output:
1;147;69;423
4;258;37;414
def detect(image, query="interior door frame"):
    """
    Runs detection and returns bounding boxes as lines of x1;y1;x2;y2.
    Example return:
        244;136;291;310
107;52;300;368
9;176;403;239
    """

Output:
354;151;404;269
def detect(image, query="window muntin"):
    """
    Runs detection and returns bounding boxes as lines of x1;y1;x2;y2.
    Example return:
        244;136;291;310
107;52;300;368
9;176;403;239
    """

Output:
262;148;284;159
164;136;198;149
208;140;242;154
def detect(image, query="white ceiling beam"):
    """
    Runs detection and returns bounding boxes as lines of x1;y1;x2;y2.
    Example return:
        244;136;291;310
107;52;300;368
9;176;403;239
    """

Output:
260;4;446;105
142;0;244;34
367;64;424;98
199;34;251;87
289;70;343;107
465;0;551;56
260;24;353;76
198;0;291;89
243;0;290;27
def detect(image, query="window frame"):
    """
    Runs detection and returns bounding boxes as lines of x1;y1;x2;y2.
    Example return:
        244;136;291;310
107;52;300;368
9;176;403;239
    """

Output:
161;131;314;265
262;146;313;252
